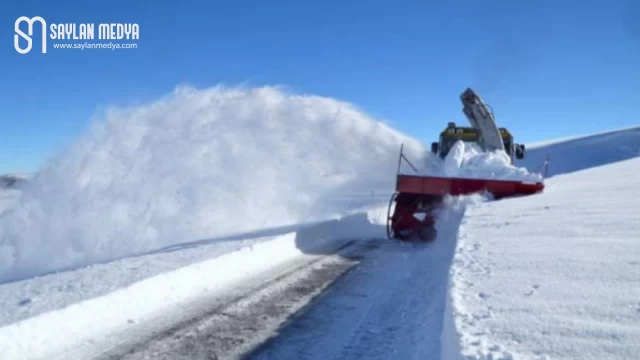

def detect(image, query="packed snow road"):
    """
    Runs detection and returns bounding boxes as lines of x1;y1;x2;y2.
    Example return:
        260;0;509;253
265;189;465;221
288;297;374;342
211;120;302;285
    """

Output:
247;224;460;360
70;204;465;360
89;241;361;360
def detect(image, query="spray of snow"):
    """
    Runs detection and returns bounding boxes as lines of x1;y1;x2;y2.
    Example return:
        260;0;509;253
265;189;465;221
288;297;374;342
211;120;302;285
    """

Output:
0;85;427;284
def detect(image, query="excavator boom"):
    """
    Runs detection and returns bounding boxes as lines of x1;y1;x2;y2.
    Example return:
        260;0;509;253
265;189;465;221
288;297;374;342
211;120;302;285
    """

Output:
460;88;505;152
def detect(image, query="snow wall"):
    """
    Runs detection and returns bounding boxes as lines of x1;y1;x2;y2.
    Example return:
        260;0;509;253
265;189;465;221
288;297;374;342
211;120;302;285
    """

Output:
0;85;427;283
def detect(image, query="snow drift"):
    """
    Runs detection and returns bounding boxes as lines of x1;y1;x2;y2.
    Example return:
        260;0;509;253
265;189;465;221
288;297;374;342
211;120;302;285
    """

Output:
0;211;387;360
450;126;640;359
452;156;640;360
518;125;640;177
0;85;427;284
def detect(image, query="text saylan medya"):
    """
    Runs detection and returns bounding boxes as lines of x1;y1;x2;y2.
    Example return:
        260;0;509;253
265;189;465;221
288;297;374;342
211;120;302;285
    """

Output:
50;23;139;40
14;16;140;54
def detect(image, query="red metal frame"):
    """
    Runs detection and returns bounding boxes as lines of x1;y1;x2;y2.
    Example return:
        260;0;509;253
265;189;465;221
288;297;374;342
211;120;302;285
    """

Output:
387;145;546;241
395;174;544;199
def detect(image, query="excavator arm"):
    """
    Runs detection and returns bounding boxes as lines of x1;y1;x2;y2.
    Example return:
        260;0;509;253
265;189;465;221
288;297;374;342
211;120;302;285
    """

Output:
460;88;505;152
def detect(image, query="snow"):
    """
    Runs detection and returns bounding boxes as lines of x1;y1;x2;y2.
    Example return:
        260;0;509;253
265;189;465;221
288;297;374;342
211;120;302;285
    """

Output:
0;234;260;328
451;129;640;359
518;125;640;177
0;175;29;189
524;124;640;149
442;141;542;182
0;85;426;284
0;80;638;360
250;197;473;360
0;190;20;216
407;140;543;183
0;211;384;360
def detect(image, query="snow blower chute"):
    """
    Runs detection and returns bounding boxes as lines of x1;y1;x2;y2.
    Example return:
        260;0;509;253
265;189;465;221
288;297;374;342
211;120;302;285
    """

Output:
386;88;547;241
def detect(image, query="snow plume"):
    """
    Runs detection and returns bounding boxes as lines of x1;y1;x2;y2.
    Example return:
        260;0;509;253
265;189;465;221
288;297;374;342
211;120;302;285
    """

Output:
0;85;426;283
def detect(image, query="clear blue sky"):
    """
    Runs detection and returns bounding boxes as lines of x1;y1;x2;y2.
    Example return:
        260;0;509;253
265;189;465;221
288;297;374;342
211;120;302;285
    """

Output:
1;0;639;173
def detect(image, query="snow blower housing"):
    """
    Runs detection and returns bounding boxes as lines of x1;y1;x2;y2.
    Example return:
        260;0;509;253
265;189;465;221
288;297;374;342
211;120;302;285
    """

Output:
430;123;526;164
387;88;546;242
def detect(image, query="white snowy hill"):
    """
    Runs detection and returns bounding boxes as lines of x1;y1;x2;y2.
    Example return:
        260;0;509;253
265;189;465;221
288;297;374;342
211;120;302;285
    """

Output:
451;156;640;360
0;84;637;360
517;125;640;177
450;126;640;360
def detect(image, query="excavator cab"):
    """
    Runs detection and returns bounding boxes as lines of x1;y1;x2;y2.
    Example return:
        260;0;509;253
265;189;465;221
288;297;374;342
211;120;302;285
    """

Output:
430;122;525;164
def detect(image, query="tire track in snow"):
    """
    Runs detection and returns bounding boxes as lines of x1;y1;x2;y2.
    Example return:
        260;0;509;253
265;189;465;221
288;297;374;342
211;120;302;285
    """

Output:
91;241;367;360
85;200;470;360
247;203;467;360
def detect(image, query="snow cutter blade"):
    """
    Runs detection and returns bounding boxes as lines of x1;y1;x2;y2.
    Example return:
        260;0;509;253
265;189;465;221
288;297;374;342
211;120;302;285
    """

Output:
387;143;545;242
387;174;545;242
395;174;545;200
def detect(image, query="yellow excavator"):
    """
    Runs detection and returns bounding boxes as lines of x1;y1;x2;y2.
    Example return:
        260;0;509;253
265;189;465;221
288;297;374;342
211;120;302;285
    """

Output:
430;122;526;164
429;88;526;165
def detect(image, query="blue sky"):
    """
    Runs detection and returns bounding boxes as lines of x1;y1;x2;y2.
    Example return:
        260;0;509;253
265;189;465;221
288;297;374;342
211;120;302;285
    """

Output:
1;0;639;173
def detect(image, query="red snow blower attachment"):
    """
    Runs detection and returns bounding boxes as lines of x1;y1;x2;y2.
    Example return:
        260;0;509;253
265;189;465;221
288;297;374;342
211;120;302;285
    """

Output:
386;145;546;241
386;88;547;242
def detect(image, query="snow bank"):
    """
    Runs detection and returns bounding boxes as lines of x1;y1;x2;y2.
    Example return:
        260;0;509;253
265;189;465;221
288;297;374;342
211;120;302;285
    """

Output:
0;211;385;360
0;85;426;284
519;125;640;177
451;157;640;359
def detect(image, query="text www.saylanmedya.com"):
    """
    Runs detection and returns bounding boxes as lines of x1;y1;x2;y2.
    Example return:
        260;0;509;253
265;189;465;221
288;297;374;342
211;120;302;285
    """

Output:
52;42;138;50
